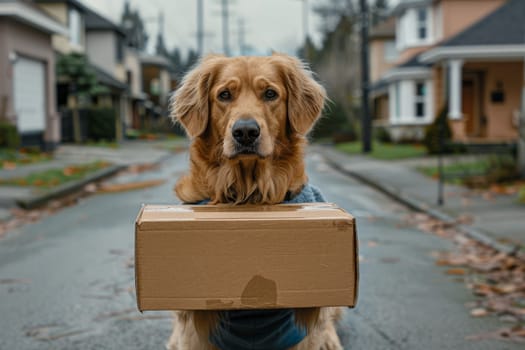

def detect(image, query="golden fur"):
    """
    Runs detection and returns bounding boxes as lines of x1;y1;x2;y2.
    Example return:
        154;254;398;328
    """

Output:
169;54;343;350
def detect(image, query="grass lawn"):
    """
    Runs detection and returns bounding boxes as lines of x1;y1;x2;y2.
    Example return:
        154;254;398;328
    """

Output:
335;141;427;160
0;161;110;188
1;148;52;169
417;160;490;185
86;140;119;149
418;160;489;179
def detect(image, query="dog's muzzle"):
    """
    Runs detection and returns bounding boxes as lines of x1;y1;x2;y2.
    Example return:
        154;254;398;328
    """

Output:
231;118;260;154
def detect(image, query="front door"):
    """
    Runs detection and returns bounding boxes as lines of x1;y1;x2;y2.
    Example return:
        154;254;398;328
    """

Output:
462;80;475;136
462;72;485;138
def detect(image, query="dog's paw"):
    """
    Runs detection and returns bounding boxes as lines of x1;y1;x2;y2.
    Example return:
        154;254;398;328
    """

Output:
319;339;343;350
318;327;343;350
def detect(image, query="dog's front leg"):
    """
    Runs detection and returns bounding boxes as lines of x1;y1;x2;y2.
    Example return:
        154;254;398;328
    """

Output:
167;311;219;350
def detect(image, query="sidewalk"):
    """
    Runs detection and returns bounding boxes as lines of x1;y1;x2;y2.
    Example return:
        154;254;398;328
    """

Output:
317;145;525;252
0;140;184;211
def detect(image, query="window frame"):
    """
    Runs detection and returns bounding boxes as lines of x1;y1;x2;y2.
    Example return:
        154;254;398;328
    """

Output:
68;8;82;46
414;81;426;118
417;8;428;40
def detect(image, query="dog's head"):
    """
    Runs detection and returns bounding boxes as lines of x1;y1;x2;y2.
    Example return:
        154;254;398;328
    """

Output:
171;54;326;160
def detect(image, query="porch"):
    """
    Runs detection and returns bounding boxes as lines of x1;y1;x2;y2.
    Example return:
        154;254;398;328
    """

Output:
445;60;523;142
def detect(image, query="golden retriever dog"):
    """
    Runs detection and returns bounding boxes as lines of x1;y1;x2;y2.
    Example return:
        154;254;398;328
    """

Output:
168;53;343;350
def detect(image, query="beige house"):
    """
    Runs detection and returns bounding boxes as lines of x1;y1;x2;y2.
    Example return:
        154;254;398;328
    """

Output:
36;0;86;54
0;0;67;150
371;0;525;143
140;54;173;129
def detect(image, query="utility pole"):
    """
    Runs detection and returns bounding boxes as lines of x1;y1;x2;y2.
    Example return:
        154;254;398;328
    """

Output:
360;0;372;153
197;0;204;56
301;0;309;44
238;18;246;56
295;0;309;60
518;31;525;178
221;0;231;56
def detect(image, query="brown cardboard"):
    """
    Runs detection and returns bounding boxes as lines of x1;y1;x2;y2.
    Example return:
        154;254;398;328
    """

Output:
135;203;358;311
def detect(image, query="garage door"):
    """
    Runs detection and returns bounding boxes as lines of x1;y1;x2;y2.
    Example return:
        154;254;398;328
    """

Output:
13;57;46;133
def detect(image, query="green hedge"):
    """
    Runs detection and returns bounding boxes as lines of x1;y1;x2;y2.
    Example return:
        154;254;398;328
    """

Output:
0;122;20;149
87;108;116;141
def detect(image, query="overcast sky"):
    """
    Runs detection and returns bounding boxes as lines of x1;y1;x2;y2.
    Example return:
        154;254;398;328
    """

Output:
80;0;400;59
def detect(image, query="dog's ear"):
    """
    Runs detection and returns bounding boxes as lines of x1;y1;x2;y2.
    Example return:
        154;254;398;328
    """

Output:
171;55;223;138
275;54;326;135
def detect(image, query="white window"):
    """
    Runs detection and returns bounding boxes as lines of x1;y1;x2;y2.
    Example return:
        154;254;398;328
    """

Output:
384;41;399;62
417;8;428;40
69;8;82;46
396;6;433;50
414;81;426;118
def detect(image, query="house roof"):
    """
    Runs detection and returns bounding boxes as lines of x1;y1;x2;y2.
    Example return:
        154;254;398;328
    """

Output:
398;53;429;68
419;0;525;62
140;54;172;69
84;6;126;36
369;17;396;40
90;64;127;91
441;0;525;47
0;0;68;35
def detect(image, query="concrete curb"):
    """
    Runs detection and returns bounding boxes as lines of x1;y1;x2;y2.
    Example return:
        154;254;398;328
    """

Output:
16;165;126;210
320;148;523;260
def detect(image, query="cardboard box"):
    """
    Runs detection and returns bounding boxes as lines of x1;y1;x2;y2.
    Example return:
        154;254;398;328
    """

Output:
135;203;358;311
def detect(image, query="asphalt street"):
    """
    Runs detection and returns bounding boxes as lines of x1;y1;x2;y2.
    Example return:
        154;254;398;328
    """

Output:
0;149;520;349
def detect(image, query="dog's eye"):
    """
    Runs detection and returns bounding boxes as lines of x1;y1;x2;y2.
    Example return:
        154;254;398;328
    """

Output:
263;89;278;101
218;90;232;101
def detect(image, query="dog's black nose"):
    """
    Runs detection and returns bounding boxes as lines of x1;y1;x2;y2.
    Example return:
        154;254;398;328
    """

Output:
232;119;260;146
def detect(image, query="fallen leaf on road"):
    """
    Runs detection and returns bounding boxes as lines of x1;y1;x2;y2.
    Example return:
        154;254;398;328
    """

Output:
466;326;525;343
97;179;166;193
408;211;525;340
445;268;467;276
3;161;17;170
470;308;488;317
84;183;98;193
126;163;160;174
367;240;378;247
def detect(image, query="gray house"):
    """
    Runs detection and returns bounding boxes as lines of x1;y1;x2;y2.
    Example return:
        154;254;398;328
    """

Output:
0;0;67;149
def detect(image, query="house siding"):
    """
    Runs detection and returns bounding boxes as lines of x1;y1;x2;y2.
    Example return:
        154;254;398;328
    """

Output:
0;18;59;145
440;0;505;40
370;40;398;82
39;2;85;53
86;31;116;74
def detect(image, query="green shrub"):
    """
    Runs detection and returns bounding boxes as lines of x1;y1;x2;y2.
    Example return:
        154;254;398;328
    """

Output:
485;155;518;184
423;107;451;154
87;108;116;141
311;100;355;141
374;126;391;143
0;122;20;149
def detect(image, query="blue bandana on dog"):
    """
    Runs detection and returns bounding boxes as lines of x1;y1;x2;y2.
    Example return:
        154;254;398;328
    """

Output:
194;184;326;350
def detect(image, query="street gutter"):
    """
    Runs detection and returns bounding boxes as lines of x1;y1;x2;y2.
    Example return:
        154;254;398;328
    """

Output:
320;147;524;261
